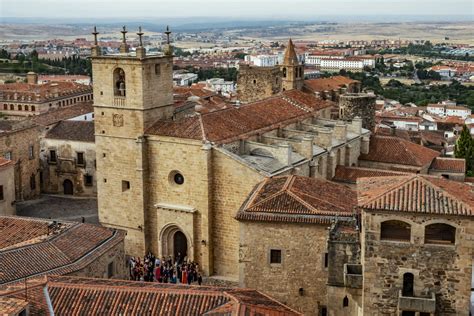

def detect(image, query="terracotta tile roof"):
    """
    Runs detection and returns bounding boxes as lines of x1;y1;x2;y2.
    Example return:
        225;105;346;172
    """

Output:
358;175;474;216
45;120;94;142
32;102;93;126
0;216;124;285
237;175;357;224
147;94;333;144
359;135;440;167
0;297;28;315
333;166;409;184
0;81;91;103
0;157;13;168
304;76;358;92
10;276;301;316
430;157;466;173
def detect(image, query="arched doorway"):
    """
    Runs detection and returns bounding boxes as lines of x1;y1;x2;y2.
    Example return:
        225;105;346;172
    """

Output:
160;224;192;262
402;273;414;297
173;231;187;263
63;179;73;195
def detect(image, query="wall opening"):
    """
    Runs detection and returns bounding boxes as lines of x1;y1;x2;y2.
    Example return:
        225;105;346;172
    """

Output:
380;220;411;241
402;273;414;297
113;68;126;97
425;223;456;245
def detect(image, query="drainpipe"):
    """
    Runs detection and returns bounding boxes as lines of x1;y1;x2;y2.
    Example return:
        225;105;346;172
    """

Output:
43;285;55;316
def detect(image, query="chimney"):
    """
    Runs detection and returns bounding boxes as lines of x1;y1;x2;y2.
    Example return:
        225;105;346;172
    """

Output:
347;117;362;135
334;121;347;141
26;72;38;85
316;127;333;148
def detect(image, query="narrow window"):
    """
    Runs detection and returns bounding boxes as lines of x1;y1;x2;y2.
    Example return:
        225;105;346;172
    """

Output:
155;64;161;76
4;151;12;160
10;104;14;110
28;145;34;160
3;104;6;110
319;306;327;316
122;180;130;192
283;67;287;78
0;185;4;200
31;105;35;111
107;261;114;278
76;152;84;165
49;150;57;163
270;249;282;264
324;253;329;268
84;175;93;186
30;174;36;190
18;104;22;111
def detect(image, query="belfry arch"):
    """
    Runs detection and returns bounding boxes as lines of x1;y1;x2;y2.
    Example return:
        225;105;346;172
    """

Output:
159;224;193;262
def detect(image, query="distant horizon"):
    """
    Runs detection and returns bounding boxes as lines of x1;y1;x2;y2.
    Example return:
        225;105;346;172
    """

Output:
1;14;473;25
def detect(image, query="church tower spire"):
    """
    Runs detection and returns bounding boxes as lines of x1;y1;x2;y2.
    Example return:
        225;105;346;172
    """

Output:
280;39;304;91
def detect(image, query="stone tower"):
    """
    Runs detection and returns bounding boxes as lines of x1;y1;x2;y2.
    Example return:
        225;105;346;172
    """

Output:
338;93;376;131
237;65;282;103
280;39;304;91
91;27;174;256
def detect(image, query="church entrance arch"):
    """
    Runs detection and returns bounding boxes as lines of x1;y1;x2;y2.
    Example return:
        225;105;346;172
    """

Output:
160;224;192;262
63;179;73;195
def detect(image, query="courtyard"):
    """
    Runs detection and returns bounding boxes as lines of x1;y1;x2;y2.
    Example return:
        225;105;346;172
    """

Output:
16;194;99;224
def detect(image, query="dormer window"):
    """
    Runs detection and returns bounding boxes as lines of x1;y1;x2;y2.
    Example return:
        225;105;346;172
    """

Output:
113;68;126;97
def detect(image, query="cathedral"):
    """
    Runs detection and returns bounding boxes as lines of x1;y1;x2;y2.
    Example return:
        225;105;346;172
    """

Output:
91;28;370;280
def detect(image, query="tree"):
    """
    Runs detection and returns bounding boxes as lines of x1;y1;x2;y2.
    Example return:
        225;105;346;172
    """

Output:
454;125;474;173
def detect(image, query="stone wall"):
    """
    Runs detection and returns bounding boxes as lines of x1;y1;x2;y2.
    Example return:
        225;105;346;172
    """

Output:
237;65;282;103
239;220;330;315
0;163;15;215
212;149;264;279
68;239;127;280
145;136;212;275
0;125;40;201
361;211;473;315
338;94;376;131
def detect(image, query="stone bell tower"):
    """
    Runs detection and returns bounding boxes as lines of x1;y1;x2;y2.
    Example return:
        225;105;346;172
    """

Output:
91;26;174;256
280;39;304;91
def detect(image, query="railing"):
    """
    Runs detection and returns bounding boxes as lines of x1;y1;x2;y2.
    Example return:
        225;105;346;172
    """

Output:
344;263;363;289
398;290;436;313
113;96;126;107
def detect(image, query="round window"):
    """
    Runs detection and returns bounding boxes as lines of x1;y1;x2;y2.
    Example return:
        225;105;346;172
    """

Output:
173;172;184;185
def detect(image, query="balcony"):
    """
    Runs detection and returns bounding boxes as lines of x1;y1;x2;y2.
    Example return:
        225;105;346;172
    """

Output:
344;264;363;289
113;96;126;107
398;291;436;313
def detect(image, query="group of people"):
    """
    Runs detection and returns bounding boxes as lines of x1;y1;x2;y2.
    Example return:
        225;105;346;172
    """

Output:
129;251;203;285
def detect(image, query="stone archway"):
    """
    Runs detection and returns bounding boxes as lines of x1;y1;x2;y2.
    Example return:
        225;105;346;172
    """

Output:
160;224;192;262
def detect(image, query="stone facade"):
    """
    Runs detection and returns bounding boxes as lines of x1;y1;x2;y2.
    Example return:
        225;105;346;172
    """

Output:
68;239;127;280
237;65;282;103
361;211;473;315
0;122;40;201
92;44;370;282
239;221;330;315
40;138;96;196
0;160;15;215
338;93;376;131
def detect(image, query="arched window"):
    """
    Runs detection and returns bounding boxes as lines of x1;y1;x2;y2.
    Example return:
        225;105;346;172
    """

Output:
343;296;349;307
10;104;14;110
25;105;29;111
31;105;35;112
114;68;126;97
18;104;22;111
283;67;287;78
380;220;411;241
3;104;6;110
402;273;414;297
425;223;456;245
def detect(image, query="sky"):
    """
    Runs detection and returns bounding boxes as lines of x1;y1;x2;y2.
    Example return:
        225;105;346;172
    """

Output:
1;0;473;20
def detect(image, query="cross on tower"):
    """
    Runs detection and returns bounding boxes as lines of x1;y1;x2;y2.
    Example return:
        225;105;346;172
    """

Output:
165;25;171;44
92;26;99;46
137;26;144;47
121;26;128;44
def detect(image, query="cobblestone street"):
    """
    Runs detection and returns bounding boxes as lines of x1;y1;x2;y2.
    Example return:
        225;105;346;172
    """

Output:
16;194;99;224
